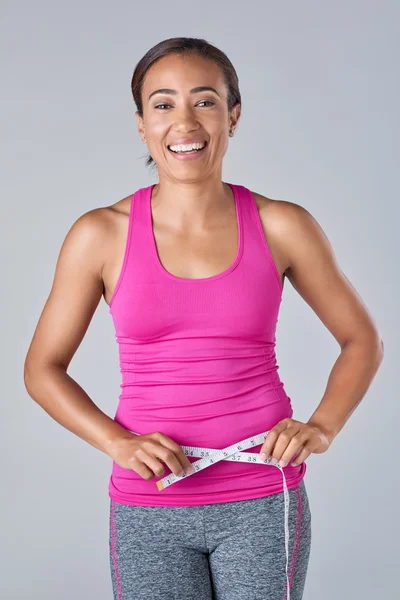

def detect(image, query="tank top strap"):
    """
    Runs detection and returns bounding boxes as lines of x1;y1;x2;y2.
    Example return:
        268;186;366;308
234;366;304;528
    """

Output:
108;185;152;311
231;183;256;227
130;184;153;245
234;183;283;293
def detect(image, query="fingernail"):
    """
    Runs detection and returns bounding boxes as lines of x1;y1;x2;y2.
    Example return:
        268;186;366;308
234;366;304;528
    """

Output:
270;457;279;465
186;466;194;475
278;460;287;468
260;452;267;461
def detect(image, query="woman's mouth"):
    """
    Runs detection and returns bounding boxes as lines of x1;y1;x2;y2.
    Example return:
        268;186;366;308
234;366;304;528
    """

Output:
167;141;208;160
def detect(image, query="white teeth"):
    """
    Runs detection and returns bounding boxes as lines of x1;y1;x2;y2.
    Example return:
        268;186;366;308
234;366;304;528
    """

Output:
169;142;206;153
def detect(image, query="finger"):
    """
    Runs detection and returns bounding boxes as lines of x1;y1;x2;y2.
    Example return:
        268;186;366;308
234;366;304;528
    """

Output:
272;432;305;466
278;435;309;465
259;419;291;459
291;435;322;465
148;440;191;477
260;420;302;461
291;444;312;466
158;433;193;475
130;451;160;480
145;454;168;478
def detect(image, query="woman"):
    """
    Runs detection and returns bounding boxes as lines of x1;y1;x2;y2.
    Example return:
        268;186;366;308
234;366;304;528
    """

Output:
24;37;384;600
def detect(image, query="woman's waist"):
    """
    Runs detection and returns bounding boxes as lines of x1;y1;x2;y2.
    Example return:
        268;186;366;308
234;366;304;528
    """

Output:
119;370;288;414
114;394;293;451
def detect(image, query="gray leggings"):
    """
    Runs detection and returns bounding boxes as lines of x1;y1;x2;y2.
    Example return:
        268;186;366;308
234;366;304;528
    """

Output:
109;478;311;600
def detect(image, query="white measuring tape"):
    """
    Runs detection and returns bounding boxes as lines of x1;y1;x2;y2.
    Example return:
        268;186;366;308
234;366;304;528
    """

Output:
128;429;292;599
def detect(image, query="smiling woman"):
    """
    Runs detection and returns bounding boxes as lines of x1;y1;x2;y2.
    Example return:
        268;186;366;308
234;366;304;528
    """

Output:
23;35;383;600
108;40;312;600
131;42;241;172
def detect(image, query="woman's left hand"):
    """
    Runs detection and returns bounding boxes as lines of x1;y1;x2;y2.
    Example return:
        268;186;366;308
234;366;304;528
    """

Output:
259;418;332;468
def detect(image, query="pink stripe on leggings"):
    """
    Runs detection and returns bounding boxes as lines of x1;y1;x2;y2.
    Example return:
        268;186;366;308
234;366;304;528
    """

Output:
283;486;303;600
111;500;123;600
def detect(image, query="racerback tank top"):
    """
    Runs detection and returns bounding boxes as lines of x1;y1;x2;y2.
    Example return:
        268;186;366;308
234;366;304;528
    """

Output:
108;182;306;507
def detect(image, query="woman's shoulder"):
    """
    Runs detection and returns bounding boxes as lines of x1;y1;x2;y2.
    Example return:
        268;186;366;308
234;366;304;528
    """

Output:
68;193;133;240
59;194;134;276
249;190;315;276
250;189;310;229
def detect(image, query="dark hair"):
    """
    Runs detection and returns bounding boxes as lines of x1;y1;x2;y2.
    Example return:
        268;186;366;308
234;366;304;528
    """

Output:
131;37;241;172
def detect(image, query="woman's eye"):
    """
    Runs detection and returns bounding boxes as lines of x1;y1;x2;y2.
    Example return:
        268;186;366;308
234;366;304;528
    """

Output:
154;100;215;110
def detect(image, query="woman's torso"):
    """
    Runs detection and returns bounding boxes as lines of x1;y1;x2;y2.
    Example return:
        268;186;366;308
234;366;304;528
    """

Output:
98;181;305;506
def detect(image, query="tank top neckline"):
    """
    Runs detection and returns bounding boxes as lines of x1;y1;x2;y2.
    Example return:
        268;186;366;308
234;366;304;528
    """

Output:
146;182;244;283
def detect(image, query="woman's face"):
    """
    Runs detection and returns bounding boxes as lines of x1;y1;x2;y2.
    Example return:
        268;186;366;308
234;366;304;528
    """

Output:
137;53;240;179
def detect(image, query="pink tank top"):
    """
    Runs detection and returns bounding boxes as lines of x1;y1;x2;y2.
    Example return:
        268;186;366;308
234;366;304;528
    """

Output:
108;182;306;506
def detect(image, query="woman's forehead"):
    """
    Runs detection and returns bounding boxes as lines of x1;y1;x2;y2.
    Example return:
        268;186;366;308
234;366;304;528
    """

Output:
143;54;223;93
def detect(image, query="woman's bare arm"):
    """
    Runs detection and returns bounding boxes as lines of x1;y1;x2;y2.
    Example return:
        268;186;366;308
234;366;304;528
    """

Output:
23;209;133;457
259;198;384;442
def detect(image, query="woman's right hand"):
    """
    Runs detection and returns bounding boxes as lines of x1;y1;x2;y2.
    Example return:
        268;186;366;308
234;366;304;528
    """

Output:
109;431;195;480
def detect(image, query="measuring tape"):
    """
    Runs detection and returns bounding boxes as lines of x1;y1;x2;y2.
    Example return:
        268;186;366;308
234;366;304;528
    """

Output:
128;429;292;599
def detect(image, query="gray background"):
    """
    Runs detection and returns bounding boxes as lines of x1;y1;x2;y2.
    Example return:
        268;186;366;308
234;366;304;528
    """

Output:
1;1;398;598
